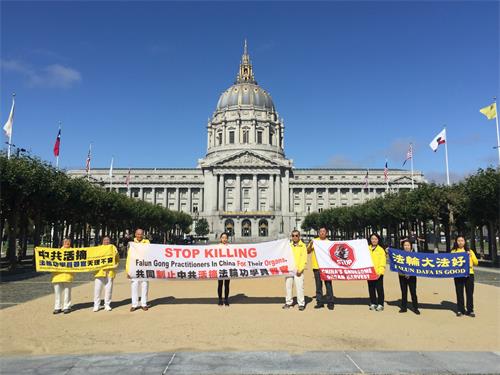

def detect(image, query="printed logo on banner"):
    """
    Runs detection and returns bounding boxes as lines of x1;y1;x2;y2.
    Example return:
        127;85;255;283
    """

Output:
329;243;356;267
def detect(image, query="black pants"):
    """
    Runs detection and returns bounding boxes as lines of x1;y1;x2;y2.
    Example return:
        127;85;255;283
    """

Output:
398;275;418;310
367;275;384;306
454;275;474;313
218;279;230;300
313;269;334;307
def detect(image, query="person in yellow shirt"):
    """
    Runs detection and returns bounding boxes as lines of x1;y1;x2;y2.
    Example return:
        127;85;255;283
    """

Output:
52;238;74;315
367;233;386;312
307;227;334;310
451;234;479;317
93;236;120;312
127;229;150;312
283;230;307;311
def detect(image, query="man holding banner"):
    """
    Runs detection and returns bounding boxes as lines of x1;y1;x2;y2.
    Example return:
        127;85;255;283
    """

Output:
93;236;120;312
127;229;150;312
307;227;334;310
283;230;307;311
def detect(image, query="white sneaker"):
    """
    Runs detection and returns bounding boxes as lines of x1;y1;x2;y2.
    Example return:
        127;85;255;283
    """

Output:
104;305;112;311
369;304;377;310
376;304;384;311
93;305;100;312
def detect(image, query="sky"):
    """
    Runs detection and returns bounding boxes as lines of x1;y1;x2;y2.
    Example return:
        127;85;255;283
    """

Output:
1;1;499;183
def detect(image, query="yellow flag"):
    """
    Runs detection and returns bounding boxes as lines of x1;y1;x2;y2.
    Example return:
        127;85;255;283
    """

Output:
480;102;497;120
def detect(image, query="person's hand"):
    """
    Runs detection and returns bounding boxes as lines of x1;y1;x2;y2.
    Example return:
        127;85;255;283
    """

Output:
127;274;131;279
405;275;410;279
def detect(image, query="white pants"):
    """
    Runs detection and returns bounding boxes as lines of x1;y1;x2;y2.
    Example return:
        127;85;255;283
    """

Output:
131;280;149;307
285;274;305;307
53;283;72;310
94;276;114;308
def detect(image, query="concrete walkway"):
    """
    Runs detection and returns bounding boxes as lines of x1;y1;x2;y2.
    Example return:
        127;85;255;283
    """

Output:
1;351;499;374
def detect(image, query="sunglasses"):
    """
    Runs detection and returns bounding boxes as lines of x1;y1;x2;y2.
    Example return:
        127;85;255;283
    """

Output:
291;234;299;237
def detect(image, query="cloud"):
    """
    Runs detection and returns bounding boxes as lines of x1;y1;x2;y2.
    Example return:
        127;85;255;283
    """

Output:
1;59;82;88
321;155;361;168
424;170;473;184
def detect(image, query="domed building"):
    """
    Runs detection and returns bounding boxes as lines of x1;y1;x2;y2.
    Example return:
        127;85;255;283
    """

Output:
68;41;423;241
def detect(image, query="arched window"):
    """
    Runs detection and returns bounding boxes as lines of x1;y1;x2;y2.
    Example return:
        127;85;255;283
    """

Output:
217;131;222;146
241;219;252;237
259;219;268;237
229;130;235;144
224;219;234;237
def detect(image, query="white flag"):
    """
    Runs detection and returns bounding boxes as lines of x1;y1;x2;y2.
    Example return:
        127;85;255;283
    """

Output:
109;157;114;178
429;128;446;152
3;97;15;138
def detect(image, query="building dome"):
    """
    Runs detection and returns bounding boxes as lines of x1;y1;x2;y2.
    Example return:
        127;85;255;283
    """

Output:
216;83;275;112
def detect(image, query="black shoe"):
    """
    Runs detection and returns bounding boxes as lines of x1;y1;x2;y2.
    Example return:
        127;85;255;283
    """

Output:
63;308;71;314
218;299;223;306
414;309;421;315
314;304;324;309
53;309;62;315
327;305;334;311
468;311;476;318
282;304;292;309
399;308;407;313
456;312;463;317
298;306;305;311
224;299;229;306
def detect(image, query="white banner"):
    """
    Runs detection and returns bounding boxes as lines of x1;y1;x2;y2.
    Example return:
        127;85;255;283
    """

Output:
313;239;378;280
127;239;295;280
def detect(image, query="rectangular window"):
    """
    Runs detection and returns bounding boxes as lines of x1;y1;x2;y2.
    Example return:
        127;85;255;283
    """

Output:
229;131;235;144
257;131;263;144
243;130;249;143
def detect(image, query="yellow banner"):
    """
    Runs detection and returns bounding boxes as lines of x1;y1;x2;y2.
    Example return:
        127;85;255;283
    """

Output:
35;245;118;273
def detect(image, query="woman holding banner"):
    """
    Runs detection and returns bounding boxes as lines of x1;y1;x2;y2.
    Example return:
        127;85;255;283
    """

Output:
367;233;386;312
52;238;73;315
451;235;478;317
398;240;420;314
93;236;119;312
217;232;231;306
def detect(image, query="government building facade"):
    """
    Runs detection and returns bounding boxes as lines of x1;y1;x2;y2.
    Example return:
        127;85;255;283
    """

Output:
68;42;424;241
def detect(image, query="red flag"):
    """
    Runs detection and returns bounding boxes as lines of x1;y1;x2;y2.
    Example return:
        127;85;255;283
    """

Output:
125;168;131;187
53;129;61;157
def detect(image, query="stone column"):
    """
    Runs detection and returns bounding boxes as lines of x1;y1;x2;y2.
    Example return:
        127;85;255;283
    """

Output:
253;174;258;211
218;174;224;212
163;188;168;208
302;188;306;213
235;174;241;211
175;188;180;211
275;173;281;210
269;174;275;211
312;187;318;212
282;170;290;213
187;187;192;213
152;188;157;206
140;187;144;201
325;188;330;209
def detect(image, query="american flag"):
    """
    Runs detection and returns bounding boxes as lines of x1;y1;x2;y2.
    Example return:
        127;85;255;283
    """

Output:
85;144;92;173
364;169;369;188
403;143;413;166
125;168;131;187
384;160;388;182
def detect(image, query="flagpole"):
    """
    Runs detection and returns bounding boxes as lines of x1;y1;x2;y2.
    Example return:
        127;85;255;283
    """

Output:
87;143;92;181
494;97;500;167
109;156;114;190
6;93;15;159
385;159;389;192
410;143;415;189
444;127;450;186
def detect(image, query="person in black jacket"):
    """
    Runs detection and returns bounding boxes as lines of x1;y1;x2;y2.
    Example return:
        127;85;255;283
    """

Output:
399;240;420;315
217;232;231;306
